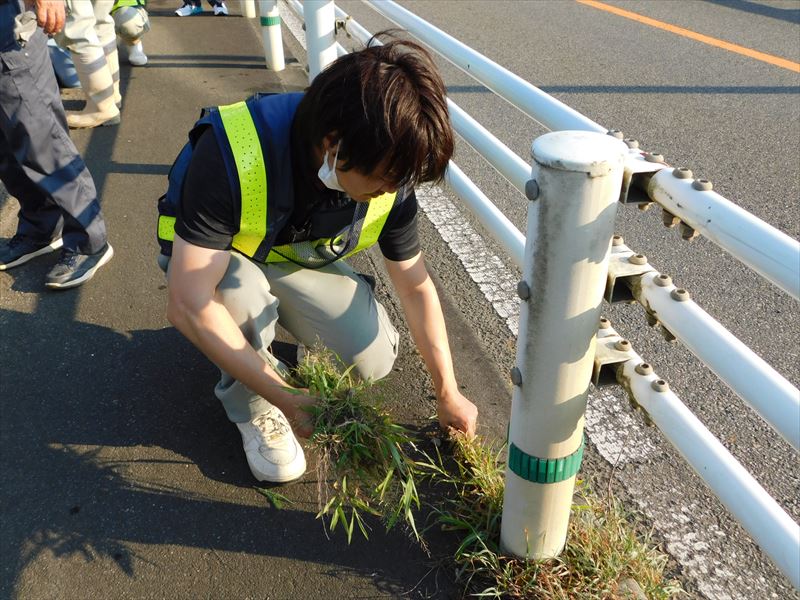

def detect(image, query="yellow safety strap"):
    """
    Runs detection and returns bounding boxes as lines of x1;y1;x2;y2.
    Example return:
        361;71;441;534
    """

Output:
342;192;395;257
219;101;267;258
266;192;396;263
158;215;176;242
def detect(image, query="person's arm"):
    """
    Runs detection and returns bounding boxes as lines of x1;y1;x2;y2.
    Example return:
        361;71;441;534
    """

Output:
166;235;315;436
384;251;478;435
29;0;65;34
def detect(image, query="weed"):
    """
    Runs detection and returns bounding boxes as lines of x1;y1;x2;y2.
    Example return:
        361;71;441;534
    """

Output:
419;433;683;599
292;350;421;543
255;487;293;510
290;350;680;597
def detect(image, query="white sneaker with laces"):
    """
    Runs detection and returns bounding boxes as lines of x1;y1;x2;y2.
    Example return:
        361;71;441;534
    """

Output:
127;41;147;66
237;406;306;483
213;2;228;16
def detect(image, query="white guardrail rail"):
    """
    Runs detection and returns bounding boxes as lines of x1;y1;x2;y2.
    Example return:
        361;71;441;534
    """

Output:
251;0;800;588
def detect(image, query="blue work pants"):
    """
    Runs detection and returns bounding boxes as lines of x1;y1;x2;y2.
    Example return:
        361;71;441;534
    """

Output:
0;2;107;254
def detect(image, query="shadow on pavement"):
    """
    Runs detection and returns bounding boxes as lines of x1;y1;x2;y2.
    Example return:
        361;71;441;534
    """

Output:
0;308;454;597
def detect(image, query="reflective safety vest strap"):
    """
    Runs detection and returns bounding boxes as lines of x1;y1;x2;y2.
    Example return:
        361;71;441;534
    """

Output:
112;0;145;11
342;192;395;258
158;215;176;242
265;191;396;263
218;101;268;258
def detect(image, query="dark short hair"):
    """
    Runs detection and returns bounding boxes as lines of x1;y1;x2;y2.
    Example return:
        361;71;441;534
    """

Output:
298;34;454;187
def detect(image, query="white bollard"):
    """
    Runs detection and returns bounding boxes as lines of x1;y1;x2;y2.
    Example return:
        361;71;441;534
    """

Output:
242;0;257;18
258;0;285;71
304;0;337;82
500;131;627;559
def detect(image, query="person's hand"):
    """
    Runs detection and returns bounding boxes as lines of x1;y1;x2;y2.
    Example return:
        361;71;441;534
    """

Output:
437;390;478;437
33;0;65;35
284;389;318;439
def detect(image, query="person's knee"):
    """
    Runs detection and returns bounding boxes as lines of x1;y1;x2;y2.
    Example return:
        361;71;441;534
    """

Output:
113;7;146;44
354;351;396;381
351;328;399;382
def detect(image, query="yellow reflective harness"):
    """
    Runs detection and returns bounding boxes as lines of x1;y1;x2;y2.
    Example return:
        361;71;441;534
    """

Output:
219;101;268;258
265;192;395;264
158;98;396;266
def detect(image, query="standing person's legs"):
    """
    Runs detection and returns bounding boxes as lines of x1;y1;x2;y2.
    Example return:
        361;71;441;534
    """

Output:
0;28;107;262
93;0;120;105
0;129;64;246
56;0;120;128
112;5;149;66
206;0;228;15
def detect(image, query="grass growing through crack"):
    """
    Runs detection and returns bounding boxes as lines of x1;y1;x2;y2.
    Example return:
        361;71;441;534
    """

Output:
419;433;682;598
292;350;421;543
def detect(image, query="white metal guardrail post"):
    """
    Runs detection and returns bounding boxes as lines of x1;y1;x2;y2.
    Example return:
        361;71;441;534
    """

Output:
258;0;285;71
242;0;257;18
304;0;337;82
501;131;627;558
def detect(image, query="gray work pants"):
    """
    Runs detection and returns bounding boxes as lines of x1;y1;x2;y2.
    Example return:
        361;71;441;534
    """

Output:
161;252;399;422
55;0;116;53
112;5;149;45
0;12;107;254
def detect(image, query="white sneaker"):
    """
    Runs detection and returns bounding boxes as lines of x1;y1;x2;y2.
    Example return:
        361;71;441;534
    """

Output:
237;406;306;483
213;2;228;16
127;42;147;66
175;4;202;16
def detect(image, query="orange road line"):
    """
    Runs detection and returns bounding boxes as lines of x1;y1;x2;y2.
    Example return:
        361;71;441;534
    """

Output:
577;0;800;73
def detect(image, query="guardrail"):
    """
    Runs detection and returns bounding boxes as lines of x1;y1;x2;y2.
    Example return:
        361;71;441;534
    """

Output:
250;0;800;588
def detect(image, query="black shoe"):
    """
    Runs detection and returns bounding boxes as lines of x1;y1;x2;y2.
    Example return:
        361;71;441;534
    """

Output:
0;234;63;270
45;243;114;289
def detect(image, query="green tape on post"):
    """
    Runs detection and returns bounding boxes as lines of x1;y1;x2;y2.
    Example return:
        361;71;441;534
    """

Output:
508;437;585;484
260;15;281;26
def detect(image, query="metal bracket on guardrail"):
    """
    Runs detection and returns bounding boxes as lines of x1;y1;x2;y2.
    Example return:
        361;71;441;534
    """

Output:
595;320;659;424
604;236;657;303
334;16;351;37
619;150;669;206
593;321;637;387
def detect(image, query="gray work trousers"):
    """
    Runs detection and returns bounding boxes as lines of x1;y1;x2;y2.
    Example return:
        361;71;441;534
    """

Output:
55;0;116;53
0;13;107;254
162;252;399;422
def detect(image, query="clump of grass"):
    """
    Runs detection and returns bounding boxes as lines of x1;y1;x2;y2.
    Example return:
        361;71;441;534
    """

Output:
289;349;680;597
419;433;682;599
292;350;421;543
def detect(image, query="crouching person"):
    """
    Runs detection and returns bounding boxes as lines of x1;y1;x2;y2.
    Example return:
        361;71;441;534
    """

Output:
156;37;478;484
112;0;148;65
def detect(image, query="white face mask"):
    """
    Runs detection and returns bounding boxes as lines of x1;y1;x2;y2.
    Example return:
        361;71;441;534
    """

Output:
317;145;346;192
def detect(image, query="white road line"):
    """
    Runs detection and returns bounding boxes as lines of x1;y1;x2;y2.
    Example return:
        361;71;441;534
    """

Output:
417;184;520;334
